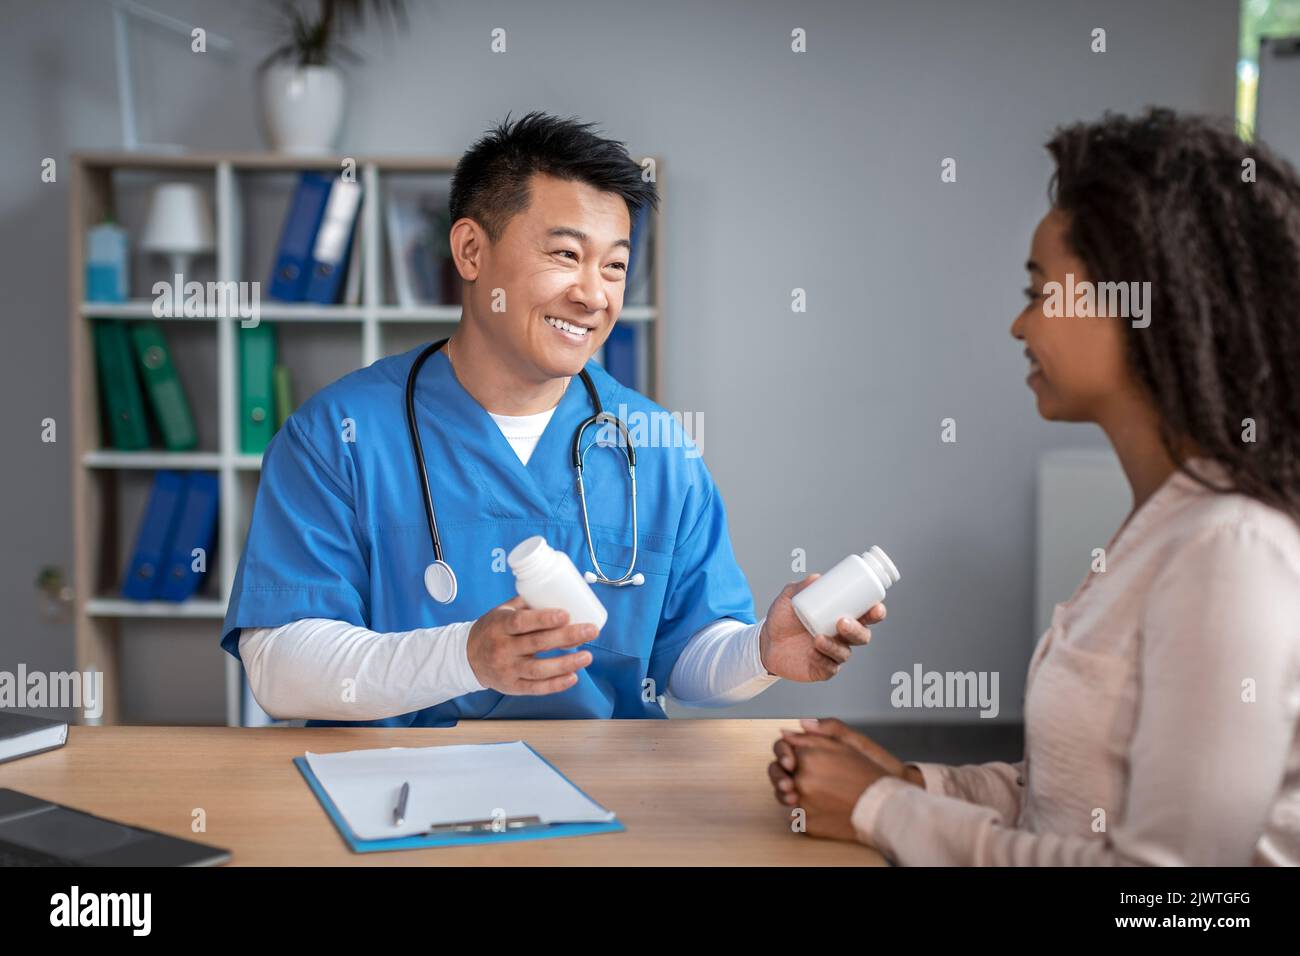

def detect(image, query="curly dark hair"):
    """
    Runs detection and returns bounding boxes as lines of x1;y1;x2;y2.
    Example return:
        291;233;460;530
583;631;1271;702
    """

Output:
1046;108;1300;523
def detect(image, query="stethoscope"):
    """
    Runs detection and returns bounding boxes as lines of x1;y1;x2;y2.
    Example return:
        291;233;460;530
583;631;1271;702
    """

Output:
405;338;645;604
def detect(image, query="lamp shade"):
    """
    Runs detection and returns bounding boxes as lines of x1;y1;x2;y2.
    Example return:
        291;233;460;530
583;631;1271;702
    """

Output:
140;183;214;255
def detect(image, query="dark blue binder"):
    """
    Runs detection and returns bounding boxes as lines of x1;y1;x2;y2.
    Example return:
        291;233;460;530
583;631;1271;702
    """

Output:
626;201;652;302
304;180;362;304
157;472;219;602
121;470;187;601
601;203;651;389
602;323;639;390
268;172;334;302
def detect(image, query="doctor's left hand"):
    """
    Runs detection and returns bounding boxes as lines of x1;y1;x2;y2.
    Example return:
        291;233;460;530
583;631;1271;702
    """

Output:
758;575;884;682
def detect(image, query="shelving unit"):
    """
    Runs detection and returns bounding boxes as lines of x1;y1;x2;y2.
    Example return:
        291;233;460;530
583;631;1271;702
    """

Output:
69;151;663;726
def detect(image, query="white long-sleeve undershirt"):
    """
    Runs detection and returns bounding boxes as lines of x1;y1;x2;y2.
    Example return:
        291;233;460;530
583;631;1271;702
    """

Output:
236;407;779;721
238;615;777;721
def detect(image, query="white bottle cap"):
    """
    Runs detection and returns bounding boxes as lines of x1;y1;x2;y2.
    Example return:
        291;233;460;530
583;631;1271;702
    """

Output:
507;535;553;579
861;546;900;588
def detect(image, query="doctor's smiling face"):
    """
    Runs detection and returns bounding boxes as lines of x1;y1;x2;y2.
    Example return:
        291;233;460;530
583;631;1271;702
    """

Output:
455;172;631;379
445;113;657;398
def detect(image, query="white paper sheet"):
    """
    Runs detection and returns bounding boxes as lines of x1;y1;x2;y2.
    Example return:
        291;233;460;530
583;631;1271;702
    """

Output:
304;740;616;840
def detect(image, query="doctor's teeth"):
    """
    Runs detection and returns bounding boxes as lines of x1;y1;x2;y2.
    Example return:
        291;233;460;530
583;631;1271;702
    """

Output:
546;316;588;336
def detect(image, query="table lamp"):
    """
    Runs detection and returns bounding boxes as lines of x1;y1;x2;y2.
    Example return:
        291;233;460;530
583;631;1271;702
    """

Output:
140;182;214;280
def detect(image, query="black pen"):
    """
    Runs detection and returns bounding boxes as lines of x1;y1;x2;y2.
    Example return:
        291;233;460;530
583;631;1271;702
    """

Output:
393;781;410;827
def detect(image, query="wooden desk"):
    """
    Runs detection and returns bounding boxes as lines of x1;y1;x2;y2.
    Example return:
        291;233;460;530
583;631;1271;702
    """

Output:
0;720;885;866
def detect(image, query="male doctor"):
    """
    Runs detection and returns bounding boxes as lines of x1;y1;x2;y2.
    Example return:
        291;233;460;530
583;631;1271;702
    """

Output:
222;112;885;726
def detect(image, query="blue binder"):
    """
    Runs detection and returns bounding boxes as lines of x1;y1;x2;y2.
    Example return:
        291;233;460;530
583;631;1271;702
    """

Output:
601;203;650;388
156;472;219;602
602;323;639;390
268;172;334;301
293;744;625;853
304;179;362;304
626;201;652;302
121;470;187;601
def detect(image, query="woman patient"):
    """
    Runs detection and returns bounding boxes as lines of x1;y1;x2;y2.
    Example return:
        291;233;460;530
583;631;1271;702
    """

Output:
769;109;1300;866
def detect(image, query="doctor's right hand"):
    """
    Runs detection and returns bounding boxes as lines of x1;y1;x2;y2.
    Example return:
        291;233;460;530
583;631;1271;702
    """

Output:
466;596;596;695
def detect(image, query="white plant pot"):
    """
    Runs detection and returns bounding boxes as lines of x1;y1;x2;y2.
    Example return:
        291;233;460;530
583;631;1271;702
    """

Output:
258;63;346;154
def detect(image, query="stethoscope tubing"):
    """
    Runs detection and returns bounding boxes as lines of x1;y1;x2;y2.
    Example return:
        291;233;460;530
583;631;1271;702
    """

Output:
405;338;642;597
405;341;448;564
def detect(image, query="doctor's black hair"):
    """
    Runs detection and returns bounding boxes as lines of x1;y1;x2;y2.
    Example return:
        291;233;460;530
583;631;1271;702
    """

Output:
1045;108;1300;523
449;111;658;241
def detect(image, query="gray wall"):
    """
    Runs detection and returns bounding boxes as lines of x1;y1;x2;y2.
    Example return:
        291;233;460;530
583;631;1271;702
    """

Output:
0;0;1237;723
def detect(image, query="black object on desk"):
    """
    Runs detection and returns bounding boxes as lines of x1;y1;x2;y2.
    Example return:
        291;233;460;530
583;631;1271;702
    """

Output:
0;789;230;866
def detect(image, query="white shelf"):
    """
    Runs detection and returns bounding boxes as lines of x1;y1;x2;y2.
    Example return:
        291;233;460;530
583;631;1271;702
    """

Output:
255;303;368;322
86;597;228;619
83;450;222;469
81;301;177;319
80;451;264;471
80;301;368;322
373;305;459;322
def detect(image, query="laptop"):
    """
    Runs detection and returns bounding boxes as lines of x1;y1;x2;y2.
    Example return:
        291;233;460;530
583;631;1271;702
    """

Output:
0;788;230;866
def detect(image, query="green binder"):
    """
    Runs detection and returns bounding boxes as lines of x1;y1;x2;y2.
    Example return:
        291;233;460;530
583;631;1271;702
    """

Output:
129;321;197;451
92;319;149;451
273;364;294;429
239;323;277;454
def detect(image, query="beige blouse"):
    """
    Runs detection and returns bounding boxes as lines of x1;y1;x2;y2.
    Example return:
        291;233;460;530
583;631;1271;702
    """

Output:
851;459;1300;865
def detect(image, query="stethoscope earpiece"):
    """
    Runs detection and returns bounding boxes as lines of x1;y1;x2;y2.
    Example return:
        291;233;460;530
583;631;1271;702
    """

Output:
584;569;645;588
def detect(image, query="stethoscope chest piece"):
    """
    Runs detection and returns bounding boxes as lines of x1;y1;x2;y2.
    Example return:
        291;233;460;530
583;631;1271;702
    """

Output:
424;560;458;604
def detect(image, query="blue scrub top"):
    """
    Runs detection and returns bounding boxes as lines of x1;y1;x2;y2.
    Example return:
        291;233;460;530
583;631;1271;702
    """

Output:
221;344;756;726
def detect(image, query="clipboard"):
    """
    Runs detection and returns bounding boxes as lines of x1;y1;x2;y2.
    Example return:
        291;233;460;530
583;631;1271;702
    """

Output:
293;743;625;853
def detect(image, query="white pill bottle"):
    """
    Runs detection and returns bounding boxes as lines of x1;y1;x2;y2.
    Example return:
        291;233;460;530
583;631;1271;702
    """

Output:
791;546;900;637
507;536;609;629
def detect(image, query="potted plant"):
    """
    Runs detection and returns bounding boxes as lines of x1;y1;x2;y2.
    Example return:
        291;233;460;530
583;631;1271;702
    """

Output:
258;0;406;154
